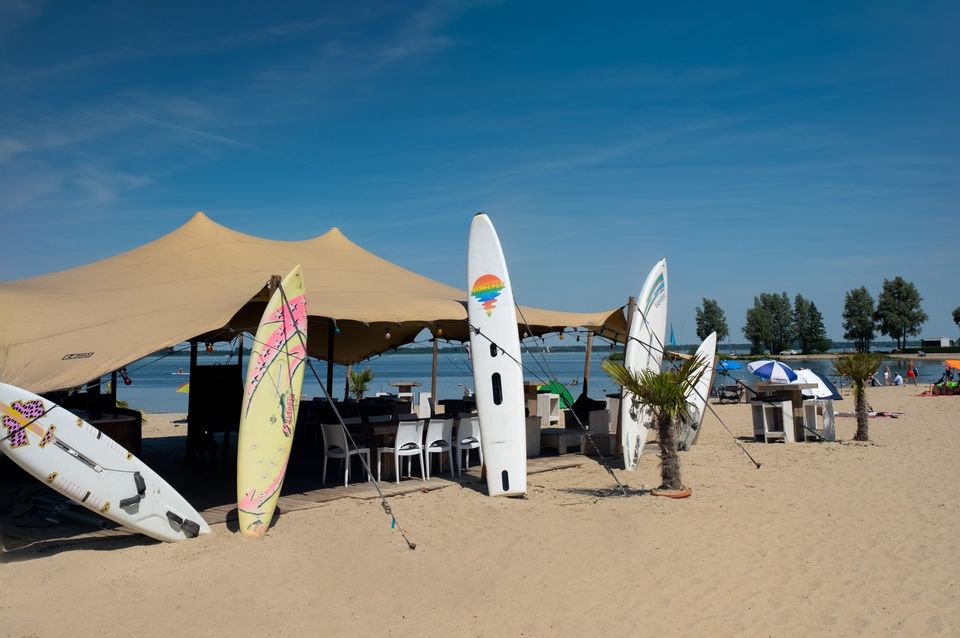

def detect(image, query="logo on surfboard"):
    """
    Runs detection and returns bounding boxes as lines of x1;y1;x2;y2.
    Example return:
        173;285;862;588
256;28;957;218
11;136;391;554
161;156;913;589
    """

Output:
471;274;505;316
643;273;665;315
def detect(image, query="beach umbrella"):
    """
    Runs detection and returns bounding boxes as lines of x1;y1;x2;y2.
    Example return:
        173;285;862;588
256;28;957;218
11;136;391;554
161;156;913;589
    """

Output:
747;359;798;383
716;360;743;373
795;369;842;400
538;379;574;409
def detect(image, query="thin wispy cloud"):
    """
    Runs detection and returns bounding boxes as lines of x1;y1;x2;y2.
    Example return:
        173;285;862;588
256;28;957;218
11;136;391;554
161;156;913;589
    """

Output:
1;2;957;336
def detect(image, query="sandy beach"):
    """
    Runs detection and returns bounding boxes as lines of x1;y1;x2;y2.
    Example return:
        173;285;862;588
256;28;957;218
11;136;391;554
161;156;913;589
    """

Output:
3;385;958;637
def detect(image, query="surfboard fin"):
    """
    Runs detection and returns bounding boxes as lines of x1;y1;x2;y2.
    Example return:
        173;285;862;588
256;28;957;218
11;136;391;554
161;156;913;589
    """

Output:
166;511;201;538
119;471;147;508
180;519;201;538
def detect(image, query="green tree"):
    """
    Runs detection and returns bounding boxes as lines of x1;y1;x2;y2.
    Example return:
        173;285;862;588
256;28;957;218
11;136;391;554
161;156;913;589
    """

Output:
743;306;773;355
874;277;928;350
953;307;960;331
842;286;876;352
743;292;793;354
602;355;706;491
695;298;729;342
793;295;831;354
348;367;375;400
834;352;884;441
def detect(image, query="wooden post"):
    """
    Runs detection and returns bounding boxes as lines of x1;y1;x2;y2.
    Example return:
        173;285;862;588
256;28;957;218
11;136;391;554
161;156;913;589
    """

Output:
186;339;199;461
236;331;243;371
431;334;439;414
581;331;593;397
326;318;335;397
613;296;636;456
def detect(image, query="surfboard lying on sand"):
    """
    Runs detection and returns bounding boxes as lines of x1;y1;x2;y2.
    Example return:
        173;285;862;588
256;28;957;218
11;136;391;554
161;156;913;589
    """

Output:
467;213;527;497
0;382;210;542
678;331;717;451
237;265;308;537
620;259;668;470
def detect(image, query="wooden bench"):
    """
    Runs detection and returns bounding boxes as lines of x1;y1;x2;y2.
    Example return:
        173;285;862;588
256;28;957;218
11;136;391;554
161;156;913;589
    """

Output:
540;428;582;455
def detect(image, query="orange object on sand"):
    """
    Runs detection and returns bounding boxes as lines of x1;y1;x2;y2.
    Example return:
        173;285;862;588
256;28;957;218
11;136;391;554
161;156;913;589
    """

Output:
651;487;693;499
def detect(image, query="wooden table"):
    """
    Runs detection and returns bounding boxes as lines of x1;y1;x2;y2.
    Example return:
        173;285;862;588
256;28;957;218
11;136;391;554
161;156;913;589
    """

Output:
757;382;817;441
388;380;421;401
74;410;142;454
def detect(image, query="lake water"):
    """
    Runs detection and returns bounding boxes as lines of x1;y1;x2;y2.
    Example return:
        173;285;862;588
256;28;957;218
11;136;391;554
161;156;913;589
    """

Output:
114;350;943;413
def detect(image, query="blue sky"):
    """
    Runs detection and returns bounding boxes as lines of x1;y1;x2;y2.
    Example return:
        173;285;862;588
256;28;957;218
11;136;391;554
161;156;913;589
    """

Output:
2;1;957;342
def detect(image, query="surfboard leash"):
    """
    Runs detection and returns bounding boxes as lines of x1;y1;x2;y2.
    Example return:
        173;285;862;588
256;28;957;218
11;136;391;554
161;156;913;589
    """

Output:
276;284;417;551
716;371;832;445
618;303;763;469
509;309;629;495
466;314;628;497
303;357;417;551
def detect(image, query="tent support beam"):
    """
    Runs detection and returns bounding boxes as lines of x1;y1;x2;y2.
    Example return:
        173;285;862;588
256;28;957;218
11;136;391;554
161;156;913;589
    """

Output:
581;331;593;397
326;319;335;397
431;335;439;415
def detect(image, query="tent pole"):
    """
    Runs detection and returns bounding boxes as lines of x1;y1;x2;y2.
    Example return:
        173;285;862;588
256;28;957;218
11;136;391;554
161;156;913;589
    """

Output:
185;340;199;461
613;296;636;457
344;365;352;401
326;318;335;397
237;331;243;373
431;334;439;414
581;331;593;397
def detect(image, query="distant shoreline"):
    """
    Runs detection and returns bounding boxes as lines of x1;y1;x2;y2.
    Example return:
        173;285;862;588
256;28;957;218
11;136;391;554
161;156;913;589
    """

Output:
149;344;958;360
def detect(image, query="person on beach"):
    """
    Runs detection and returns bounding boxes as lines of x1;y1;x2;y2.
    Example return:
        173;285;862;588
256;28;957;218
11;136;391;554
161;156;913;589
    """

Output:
894;373;904;386
930;364;958;395
884;366;891;386
906;360;918;385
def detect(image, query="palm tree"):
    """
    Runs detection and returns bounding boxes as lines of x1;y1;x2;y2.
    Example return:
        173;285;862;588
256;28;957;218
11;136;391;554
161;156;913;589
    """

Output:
833;352;884;441
602;355;706;491
348;367;375;400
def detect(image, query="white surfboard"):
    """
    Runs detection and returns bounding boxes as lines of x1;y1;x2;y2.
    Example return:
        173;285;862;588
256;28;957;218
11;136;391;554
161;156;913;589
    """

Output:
678;332;717;451
467;213;527;497
620;259;668;470
0;382;210;542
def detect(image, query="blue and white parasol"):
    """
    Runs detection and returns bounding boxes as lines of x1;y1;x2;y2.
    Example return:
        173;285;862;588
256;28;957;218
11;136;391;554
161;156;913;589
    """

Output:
747;359;798;383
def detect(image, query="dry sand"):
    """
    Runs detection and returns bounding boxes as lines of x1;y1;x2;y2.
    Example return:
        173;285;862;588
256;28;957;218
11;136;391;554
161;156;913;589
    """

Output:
3;385;958;637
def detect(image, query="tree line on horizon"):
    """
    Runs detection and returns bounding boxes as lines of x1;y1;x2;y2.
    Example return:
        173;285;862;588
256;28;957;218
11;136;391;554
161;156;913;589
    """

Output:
693;276;950;355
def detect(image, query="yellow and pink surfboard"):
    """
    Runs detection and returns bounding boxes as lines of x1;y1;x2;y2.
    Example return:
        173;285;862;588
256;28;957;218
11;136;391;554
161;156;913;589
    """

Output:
237;265;307;537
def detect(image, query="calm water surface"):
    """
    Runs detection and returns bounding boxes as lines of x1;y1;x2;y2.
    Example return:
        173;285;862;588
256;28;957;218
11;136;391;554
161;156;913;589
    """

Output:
115;350;942;413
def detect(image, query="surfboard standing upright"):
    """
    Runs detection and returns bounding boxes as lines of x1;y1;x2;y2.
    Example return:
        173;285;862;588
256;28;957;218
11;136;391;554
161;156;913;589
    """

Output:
678;331;717;451
0;382;210;542
467;213;527;497
620;259;668;470
237;265;308;537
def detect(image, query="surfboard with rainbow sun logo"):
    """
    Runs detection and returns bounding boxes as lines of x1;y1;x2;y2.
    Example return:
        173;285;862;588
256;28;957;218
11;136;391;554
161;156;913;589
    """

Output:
467;213;527;497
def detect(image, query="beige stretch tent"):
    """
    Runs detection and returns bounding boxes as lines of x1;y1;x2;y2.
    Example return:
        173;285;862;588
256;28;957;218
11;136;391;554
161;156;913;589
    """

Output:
0;213;627;393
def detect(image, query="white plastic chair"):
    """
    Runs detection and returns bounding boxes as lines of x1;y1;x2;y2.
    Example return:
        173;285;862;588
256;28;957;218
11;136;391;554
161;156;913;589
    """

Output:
453;416;483;473
377;420;426;484
320;423;371;486
424;418;454;478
